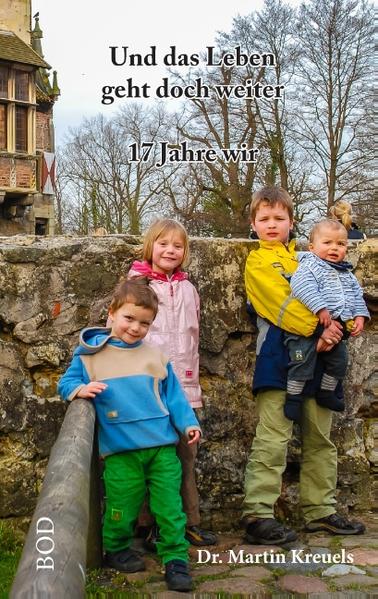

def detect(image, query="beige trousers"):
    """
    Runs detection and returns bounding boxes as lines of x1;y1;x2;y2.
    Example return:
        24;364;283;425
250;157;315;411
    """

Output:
242;389;337;523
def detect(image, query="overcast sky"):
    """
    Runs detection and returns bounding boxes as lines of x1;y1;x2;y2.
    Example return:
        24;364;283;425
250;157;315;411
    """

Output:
32;1;300;145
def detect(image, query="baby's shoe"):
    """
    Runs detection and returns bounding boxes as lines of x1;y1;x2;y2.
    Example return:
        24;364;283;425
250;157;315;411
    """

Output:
284;394;303;423
316;390;345;412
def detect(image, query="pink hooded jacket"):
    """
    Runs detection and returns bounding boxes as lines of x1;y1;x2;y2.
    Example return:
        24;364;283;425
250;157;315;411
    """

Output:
128;260;202;408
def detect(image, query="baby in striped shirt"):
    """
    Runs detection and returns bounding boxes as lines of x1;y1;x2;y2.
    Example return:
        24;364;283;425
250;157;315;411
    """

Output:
284;219;369;423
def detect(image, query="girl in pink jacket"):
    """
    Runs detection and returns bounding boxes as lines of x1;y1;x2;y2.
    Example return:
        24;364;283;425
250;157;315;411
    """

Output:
129;219;216;548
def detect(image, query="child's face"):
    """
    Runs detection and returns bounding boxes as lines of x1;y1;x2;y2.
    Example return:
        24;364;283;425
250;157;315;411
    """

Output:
309;226;348;263
152;231;185;275
109;301;154;344
252;201;293;243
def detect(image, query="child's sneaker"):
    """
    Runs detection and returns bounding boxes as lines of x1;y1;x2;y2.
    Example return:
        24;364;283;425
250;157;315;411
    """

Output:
245;518;297;545
305;513;365;535
104;548;145;572
143;523;160;552
185;525;217;546
165;559;193;591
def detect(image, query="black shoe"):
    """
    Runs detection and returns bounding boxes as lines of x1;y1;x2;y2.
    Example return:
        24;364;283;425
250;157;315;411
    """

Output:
143;523;159;552
305;513;365;535
245;518;297;545
104;548;145;572
165;559;193;592
185;525;217;546
316;389;345;412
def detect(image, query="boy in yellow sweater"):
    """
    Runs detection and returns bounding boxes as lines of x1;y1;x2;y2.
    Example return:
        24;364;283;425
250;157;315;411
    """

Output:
242;186;365;543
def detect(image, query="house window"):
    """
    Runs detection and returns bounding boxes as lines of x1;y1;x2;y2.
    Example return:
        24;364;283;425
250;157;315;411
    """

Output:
0;104;6;149
15;71;30;101
0;66;8;98
0;65;34;154
15;106;28;152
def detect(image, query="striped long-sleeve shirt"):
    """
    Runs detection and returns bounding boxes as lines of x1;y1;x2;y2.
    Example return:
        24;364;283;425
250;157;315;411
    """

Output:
290;252;369;321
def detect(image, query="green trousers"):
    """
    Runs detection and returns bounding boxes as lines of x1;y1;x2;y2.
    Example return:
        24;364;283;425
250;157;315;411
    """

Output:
242;389;337;523
103;445;189;563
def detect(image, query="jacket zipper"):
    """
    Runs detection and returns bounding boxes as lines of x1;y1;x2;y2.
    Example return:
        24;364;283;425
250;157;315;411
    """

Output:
168;277;175;359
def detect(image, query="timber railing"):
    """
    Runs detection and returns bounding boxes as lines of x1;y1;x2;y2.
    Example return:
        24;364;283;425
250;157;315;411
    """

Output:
10;399;102;598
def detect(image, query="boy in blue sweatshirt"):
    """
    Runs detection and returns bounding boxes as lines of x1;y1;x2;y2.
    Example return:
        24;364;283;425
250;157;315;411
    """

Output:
58;279;201;592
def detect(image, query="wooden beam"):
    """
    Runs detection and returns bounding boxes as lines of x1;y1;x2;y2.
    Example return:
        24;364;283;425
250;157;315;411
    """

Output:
86;427;103;569
10;399;100;598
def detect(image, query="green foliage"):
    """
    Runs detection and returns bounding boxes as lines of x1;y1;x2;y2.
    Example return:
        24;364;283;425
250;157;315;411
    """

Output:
0;521;23;599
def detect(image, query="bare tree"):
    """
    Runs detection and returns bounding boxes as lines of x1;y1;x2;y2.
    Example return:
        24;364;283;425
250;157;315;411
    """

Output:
294;0;373;211
171;57;265;237
56;104;175;234
55;0;374;238
221;0;300;190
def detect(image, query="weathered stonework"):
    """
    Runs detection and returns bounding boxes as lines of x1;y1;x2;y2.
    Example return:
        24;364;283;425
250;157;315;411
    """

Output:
36;112;53;152
0;235;376;530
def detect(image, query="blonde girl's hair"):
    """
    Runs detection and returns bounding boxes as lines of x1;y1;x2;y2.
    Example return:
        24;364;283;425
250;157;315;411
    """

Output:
329;200;352;230
250;186;294;221
142;219;190;268
309;219;348;243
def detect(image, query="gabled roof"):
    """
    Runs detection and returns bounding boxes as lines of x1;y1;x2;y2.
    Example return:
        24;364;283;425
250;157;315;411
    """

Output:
0;30;50;69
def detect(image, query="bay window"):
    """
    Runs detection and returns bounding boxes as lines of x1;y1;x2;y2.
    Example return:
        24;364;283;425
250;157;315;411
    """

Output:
0;65;35;154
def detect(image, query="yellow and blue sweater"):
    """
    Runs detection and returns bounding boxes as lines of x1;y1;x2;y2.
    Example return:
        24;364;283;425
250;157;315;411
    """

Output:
58;327;201;457
245;240;342;397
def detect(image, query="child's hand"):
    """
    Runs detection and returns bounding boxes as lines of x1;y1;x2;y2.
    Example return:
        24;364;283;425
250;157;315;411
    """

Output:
316;338;335;352
350;316;365;337
320;320;343;345
77;381;107;399
187;430;200;445
317;308;332;327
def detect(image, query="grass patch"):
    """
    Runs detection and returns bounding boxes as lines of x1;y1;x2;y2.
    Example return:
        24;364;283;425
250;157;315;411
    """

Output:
0;521;23;598
86;591;151;598
270;567;287;578
345;582;376;591
328;536;343;551
85;568;159;596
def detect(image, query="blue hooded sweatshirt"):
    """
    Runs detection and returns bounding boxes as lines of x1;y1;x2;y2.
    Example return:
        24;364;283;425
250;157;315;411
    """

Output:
58;327;201;457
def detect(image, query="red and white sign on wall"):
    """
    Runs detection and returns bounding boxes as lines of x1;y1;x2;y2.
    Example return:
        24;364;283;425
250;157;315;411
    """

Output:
41;152;55;195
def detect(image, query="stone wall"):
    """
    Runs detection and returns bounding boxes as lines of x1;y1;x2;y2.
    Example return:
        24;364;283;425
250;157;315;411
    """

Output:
0;235;376;531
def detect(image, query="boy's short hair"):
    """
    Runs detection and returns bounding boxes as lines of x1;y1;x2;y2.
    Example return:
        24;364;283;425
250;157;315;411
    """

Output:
142;219;190;268
309;219;348;243
250;186;294;221
109;278;158;318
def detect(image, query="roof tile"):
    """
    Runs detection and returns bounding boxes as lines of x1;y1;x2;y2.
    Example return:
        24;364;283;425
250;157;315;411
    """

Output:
0;30;50;68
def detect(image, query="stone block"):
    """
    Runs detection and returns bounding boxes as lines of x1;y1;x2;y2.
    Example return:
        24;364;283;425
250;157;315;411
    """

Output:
279;574;329;593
